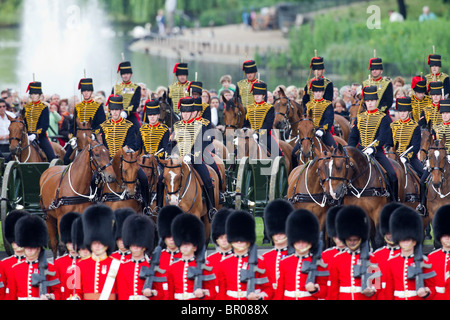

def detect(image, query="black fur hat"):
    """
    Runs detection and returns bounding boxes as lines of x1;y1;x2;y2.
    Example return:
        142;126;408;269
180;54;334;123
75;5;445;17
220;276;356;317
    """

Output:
286;209;319;251
157;205;184;240
15;215;48;248
264;199;294;238
226;210;256;244
211;208;234;244
82;204;116;253
4;210;30;245
378;203;405;237
59;212;82;245
172;213;205;255
325;205;342;239
114;207;136;240
390;206;423;244
336;205;370;242
71;217;87;251
122;214;156;251
433;204;450;244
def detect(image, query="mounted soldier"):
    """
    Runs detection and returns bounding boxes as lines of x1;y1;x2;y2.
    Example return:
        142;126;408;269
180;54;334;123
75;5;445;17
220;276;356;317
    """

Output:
425;53;450;97
410;75;431;123
168;62;190;116
189;81;211;122
234;60;259;110
302;56;334;106
418;81;444;128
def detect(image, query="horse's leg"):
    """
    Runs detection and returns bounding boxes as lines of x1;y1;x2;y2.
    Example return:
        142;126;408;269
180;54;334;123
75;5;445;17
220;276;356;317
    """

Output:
45;213;59;258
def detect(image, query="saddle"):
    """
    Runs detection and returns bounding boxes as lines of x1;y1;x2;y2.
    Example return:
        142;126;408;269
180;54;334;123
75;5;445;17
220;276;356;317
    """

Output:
31;140;47;162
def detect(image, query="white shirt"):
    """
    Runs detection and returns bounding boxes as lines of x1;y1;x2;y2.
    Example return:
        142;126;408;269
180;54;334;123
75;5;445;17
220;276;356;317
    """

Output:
0;111;15;144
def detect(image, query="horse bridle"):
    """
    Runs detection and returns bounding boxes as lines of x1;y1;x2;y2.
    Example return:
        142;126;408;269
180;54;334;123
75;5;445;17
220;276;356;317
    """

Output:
88;142;112;174
8;119;32;156
225;102;243;129
120;154;139;185
429;145;448;178
317;148;352;187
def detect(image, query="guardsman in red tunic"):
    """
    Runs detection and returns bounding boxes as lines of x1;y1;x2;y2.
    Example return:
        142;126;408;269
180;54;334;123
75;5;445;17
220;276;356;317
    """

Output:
167;214;216;300
110;208;134;263
216;210;273;300
373;203;403;299
328;206;380;300
428;204;450;299
116;213;164;300
384;206;436;300
1;210;29;300
8;215;61;300
262;199;294;292
275;209;328;300
74;204;119;300
322;206;346;300
54;211;82;300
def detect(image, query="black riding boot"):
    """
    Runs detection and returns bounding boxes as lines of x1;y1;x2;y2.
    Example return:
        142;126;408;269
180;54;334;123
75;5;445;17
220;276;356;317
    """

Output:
388;177;398;202
156;181;165;212
205;186;217;221
416;182;428;216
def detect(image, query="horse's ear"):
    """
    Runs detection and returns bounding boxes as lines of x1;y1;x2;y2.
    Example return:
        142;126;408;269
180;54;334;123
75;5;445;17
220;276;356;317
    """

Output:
279;87;286;98
6;113;15;122
336;143;344;154
307;107;313;119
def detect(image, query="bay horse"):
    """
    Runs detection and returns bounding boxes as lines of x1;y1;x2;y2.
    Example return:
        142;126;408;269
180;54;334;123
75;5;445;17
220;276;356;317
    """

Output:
66;118;93;164
155;92;180;130
7;114;65;163
419;127;432;163
39;137;116;256
139;153;160;219
333;114;351;142
316;144;405;248
273;88;303;146
159;156;220;244
101;148;142;213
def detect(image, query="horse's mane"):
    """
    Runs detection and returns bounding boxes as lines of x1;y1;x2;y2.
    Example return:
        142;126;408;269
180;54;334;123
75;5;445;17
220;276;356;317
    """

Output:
343;145;368;169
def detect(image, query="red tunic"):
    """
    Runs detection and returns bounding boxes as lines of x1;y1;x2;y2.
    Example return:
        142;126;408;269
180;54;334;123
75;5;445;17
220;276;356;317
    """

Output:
216;253;274;300
423;249;449;300
54;254;81;300
110;250;131;263
373;245;400;299
8;260;61;300
75;256;119;300
167;257;216;300
159;249;181;297
274;253;328;300
262;247;288;291
1;255;25;300
328;249;379;300
207;250;232;294
116;257;165;300
384;254;436;300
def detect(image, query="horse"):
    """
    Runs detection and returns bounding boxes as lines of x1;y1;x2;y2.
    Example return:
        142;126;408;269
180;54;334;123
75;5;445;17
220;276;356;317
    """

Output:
139;153;160;219
66;118;93;164
155;92;180;130
333;114;351;142
101;147;142;213
426;135;450;225
39;137;116;256
159;156;220;244
419;127;432;163
7;114;65;163
273;88;303;146
315;144;405;248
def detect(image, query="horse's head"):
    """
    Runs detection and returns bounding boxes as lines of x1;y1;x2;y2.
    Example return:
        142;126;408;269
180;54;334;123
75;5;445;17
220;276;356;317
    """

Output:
223;95;245;131
140;153;158;187
317;144;352;200
157;92;179;127
419;127;431;163
117;148;140;196
160;157;184;205
8;115;26;156
385;142;399;161
428;135;448;189
76;118;93;151
87;137;116;183
273;88;292;132
297;112;316;160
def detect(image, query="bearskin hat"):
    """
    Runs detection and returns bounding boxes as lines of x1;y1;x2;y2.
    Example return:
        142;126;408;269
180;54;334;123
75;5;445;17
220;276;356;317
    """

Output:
114;207;136;240
390;206;423;244
211;208;234;244
226;210;256;244
4;210;30;245
82;204;116;253
264;199;294;238
15;215;48;248
325;205;343;239
172;213;205;255
59;212;82;245
432;204;450;244
286;209;320;251
122;214;156;251
336;205;370;242
71;217;87;251
378;203;405;237
157;205;184;240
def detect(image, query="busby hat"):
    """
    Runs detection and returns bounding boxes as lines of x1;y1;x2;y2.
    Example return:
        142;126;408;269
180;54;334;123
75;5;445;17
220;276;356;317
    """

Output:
122;214;156;251
157;205;184;240
411;76;427;93
71;217;87;251
188;81;203;95
59;212;82;245
4;210;30;245
286;209;320;251
211;208;234;244
325;205;343;239
82;204;116;253
310;56;325;71
26;82;42;95
264;199;294;238
15;215;48;248
395;97;412;112
368;57;383;70
78;78;94;92
378;203;405;237
310;78;325;92
226;210;256;244
106;94;124;110
118;61;133;75
173;63;189;76
428;54;442;67
242;60;257;74
390;206;423;243
144;99;161;117
171;213;205;255
251;81;267;95
439;99;450;113
336;205;370;242
114;207;135;241
193;97;203;112
429;81;444;96
362;86;378;101
432;204;450;244
178;96;196;113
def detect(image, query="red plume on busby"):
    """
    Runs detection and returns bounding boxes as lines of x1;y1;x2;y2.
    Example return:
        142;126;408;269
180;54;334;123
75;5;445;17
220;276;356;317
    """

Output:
368;57;383;70
411;75;427;93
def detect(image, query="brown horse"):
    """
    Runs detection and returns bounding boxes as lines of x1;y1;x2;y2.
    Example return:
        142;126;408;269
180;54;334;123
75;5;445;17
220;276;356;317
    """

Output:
101;148;142;213
39;137;116;256
419;127;432;163
159;156;218;243
273;88;303;146
7;114;65;163
155;92;180;130
139;153;160;219
316;144;405;247
426;135;450;223
333;114;351;142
